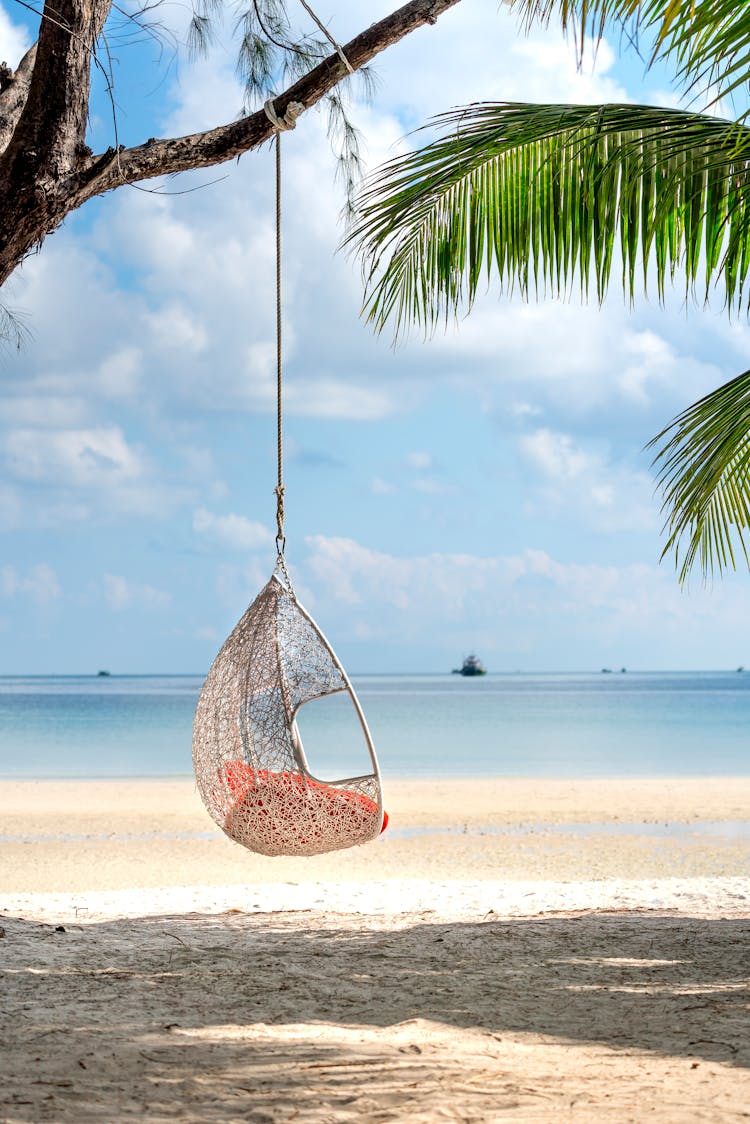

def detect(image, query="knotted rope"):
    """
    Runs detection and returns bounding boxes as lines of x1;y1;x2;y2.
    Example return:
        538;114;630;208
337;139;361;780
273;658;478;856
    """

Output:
263;98;304;132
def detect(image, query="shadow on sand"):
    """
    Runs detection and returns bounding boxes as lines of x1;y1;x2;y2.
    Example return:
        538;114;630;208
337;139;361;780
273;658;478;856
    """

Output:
2;908;749;1120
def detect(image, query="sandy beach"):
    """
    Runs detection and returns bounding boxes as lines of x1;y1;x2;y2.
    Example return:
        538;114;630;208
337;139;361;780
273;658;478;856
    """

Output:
2;776;749;1121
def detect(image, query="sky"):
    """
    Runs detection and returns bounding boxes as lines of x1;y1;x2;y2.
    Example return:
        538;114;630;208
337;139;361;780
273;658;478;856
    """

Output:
2;0;750;675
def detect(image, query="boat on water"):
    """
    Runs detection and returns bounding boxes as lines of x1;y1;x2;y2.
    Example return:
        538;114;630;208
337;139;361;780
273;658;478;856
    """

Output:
452;654;487;677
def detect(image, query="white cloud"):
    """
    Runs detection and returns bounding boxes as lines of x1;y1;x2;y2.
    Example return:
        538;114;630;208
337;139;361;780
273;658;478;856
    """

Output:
424;294;727;453
518;427;658;531
508;35;627;104
103;575;171;612
216;560;273;607
0;342;142;441
0;423;193;522
305;535;505;615
406;451;432;470
2;395;92;428
5;426;145;487
520;428;591;481
616;331;678;405
96;348;143;399
76;119;404;424
146;303;208;354
193;508;274;551
194;624;220;643
285;377;396;421
301;534;750;666
0;484;21;530
509;401;542;420
6;242;148;379
371;477;397;495
412;477;457;496
1;564;61;605
0;4;31;67
361;3;627;127
159;30;246;136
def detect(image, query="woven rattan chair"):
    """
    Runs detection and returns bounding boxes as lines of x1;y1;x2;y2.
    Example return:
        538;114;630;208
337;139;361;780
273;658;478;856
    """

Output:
193;571;385;856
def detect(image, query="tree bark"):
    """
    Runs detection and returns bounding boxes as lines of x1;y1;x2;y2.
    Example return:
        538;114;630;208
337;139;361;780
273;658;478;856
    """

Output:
0;0;462;289
0;44;37;154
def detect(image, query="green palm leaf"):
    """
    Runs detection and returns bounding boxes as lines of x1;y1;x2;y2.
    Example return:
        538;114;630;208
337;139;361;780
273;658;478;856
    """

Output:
508;1;750;115
650;369;750;582
350;102;750;337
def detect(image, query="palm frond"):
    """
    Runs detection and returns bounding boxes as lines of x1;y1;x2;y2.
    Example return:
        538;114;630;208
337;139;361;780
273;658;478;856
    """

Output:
649;368;750;583
508;0;750;115
349;102;750;337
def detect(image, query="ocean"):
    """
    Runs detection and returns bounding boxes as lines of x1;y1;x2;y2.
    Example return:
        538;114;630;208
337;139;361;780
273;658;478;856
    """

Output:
0;671;748;780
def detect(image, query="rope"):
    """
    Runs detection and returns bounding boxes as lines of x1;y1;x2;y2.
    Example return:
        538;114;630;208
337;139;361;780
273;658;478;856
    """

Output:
274;131;285;559
263;98;304;131
260;2;352;576
268;128;295;598
298;0;355;74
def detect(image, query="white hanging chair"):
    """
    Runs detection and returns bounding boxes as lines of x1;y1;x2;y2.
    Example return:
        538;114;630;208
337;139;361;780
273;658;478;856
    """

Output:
192;566;386;856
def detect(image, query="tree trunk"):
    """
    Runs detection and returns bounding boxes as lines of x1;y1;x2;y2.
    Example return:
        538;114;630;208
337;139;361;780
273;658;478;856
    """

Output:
0;0;462;289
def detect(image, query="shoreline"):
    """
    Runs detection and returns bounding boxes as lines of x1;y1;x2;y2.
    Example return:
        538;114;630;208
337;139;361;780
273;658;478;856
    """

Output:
4;772;750;787
4;773;750;817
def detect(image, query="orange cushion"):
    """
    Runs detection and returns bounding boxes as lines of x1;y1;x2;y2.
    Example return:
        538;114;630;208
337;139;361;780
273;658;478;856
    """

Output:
220;762;388;835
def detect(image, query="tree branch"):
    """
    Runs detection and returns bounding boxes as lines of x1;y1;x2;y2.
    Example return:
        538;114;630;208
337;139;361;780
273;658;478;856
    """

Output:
0;43;38;156
69;0;461;202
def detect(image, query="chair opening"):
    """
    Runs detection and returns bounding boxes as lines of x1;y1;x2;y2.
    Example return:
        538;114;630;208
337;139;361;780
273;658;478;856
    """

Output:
293;689;376;784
